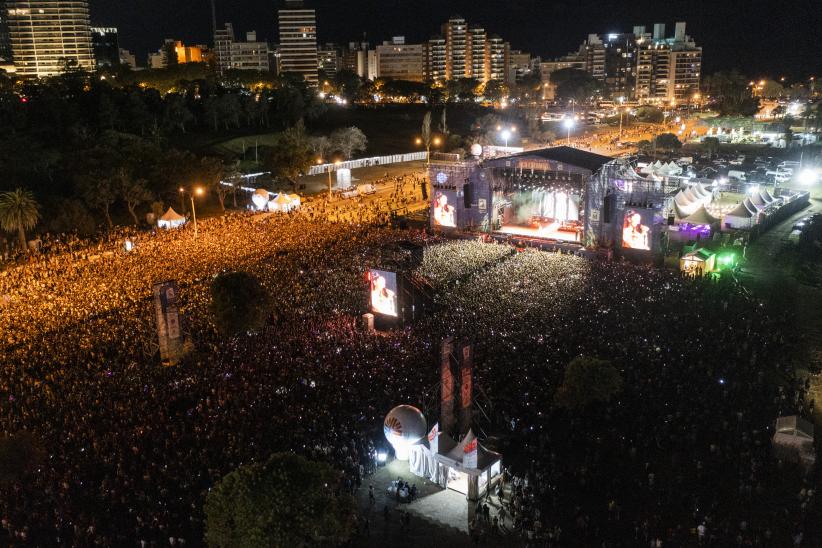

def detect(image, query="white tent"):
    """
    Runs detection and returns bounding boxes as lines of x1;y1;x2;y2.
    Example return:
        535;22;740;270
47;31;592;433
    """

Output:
674;190;699;216
157;207;186;229
679;205;720;226
772;415;815;471
252;188;271;211
724;201;757;230
267;193;300;213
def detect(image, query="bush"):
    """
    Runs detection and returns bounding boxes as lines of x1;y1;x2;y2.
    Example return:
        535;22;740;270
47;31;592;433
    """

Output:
554;356;623;409
204;453;356;547
210;271;269;336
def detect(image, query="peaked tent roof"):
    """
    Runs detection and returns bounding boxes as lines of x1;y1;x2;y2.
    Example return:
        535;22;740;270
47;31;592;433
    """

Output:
682;206;720;225
726;202;754;218
160;207;185;222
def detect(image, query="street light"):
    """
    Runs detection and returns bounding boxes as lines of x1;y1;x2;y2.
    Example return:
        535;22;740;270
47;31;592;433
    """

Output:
179;186;204;238
563;117;575;145
416;136;441;166
498;125;516;148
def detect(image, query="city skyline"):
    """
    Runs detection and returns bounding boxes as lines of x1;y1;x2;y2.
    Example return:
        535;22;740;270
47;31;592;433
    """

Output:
88;0;821;78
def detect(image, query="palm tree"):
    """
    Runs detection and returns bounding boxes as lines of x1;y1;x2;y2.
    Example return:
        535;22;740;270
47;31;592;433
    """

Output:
0;188;40;252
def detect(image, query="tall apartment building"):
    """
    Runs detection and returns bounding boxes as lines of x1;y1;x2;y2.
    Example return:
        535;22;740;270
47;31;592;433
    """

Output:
444;15;467;79
549;21;701;104
0;2;12;64
6;0;95;77
634;22;701;103
374;37;423;82
423;37;446;82
423;15;510;83
317;43;340;79
214;24;270;73
341;40;369;77
277;0;318;86
90;27;119;67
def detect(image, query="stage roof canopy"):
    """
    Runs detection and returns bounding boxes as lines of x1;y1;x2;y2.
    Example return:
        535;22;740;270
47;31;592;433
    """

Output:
509;146;612;172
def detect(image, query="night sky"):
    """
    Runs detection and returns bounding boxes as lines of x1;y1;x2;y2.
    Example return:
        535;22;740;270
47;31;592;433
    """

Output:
91;0;821;78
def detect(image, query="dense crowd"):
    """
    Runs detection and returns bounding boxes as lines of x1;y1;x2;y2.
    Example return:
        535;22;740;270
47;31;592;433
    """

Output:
0;214;816;546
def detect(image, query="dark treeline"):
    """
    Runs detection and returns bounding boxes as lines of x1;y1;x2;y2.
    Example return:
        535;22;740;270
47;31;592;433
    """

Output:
0;67;324;238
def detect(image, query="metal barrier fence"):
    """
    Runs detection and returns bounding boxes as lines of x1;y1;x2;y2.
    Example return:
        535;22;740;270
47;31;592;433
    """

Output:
307;151;428;175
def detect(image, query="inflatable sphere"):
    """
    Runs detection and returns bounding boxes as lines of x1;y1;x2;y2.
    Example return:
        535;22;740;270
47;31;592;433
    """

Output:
470;143;483;157
252;189;270;211
383;405;427;461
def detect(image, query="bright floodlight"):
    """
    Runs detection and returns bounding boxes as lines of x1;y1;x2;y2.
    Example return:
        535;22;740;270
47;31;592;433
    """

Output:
563;118;575;129
798;169;818;185
501;130;511;141
377;452;387;463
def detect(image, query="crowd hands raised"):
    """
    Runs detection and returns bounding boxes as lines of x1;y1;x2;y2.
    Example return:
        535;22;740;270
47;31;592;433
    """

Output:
0;214;815;546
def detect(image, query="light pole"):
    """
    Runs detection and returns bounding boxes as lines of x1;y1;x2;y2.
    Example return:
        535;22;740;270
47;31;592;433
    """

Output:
563;117;575;145
179;186;204;238
497;125;517;148
417;136;441;166
617;96;626;137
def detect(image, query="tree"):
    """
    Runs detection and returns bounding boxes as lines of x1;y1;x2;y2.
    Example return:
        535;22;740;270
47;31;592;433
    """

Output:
636;139;652;154
332;69;362;102
554;356;623;409
204;453;356;547
330;127;367;160
482;80;509;103
210;271;269;336
0;188;40;251
200;157;227;211
162;93;194;133
118;171;153;225
421;111;432;151
702;136;720;159
309;135;333;163
551;68;600;105
79;172;118;229
654;133;682;152
439;106;449;135
264;121;313;189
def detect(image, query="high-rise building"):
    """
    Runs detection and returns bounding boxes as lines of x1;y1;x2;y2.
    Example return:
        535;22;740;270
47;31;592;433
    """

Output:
6;0;95;77
341;40;369;78
634;22;701;104
550;21;701;104
423;16;509;83
277;0;318;86
0;1;12;64
443;16;466;79
214;24;270;73
317;43;340;80
91;27;120;67
423;37;446;82
374;37;423;82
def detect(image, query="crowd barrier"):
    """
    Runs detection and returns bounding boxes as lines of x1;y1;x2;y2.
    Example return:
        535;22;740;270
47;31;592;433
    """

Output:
308;152;428;175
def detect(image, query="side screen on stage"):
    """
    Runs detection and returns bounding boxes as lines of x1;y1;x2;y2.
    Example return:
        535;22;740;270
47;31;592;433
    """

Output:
621;208;653;250
369;269;398;317
431;190;457;228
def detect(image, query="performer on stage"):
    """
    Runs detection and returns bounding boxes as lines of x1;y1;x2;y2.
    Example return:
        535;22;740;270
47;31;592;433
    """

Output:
622;210;651;250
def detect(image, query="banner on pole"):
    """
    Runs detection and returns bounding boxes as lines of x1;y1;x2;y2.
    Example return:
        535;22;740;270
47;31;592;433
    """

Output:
153;280;183;365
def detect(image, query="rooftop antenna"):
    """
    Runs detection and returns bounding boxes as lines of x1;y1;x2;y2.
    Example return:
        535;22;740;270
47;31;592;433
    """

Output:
210;0;217;34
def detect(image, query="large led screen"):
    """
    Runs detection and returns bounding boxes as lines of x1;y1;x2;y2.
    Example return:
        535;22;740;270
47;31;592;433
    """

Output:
621;208;653;250
369;269;398;317
431;190;457;228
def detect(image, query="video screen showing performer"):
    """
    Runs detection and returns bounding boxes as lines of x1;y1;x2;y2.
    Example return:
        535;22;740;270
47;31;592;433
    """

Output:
432;191;456;228
622;209;652;250
369;270;398;317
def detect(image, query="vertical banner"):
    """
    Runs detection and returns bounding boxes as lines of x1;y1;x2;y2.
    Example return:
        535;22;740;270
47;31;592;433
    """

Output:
153;280;183;365
460;342;473;433
463;437;478;469
440;337;455;434
427;422;439;454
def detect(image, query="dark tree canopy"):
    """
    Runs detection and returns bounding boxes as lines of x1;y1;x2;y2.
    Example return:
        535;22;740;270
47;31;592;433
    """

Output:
554;356;623;409
204;453;356;547
654;133;683;152
209;271;269;336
